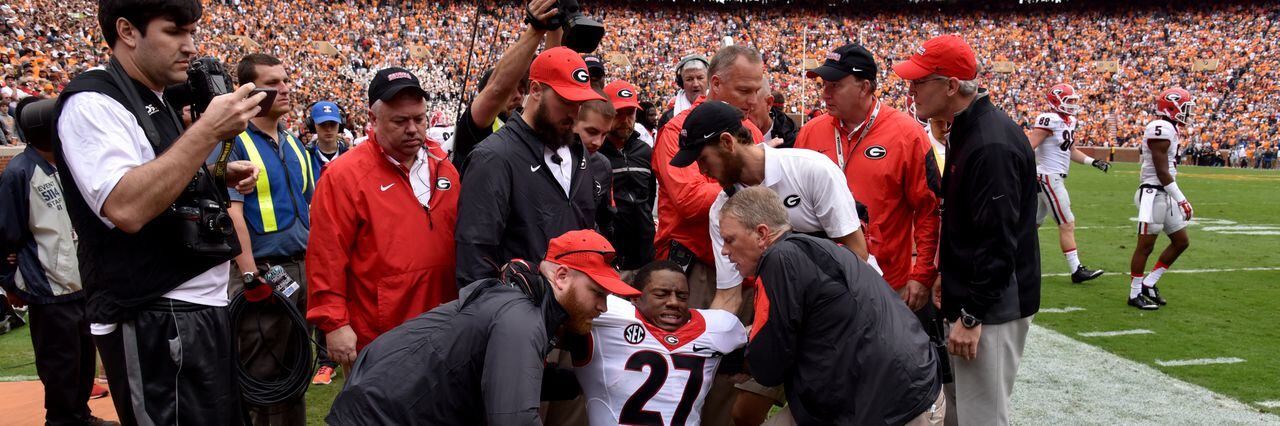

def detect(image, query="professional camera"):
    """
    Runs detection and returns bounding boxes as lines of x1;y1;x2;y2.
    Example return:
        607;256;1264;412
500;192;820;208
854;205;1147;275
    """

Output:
166;56;233;116
526;0;604;53
173;196;235;256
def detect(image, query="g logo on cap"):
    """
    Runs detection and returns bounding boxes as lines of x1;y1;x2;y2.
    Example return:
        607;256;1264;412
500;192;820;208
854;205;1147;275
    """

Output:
618;89;634;98
573;68;590;83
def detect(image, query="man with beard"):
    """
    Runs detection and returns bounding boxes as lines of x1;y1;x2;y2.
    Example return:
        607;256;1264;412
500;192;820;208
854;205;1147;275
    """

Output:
566;260;748;426
328;230;641;424
456;47;608;288
452;0;560;174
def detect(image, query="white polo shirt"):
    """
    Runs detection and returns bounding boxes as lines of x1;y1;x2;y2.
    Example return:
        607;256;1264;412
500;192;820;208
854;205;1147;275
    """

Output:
709;145;862;289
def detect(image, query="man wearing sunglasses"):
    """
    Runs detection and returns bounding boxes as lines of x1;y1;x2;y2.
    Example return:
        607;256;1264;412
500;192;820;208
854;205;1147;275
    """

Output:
328;230;640;424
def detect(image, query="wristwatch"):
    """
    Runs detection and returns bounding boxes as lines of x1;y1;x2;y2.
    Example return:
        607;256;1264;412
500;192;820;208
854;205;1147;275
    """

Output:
241;271;257;287
960;308;982;329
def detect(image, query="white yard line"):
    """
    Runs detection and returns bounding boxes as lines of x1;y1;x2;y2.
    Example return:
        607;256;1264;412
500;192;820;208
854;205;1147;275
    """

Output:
1078;329;1155;338
1039;306;1086;314
1013;325;1278;424
1255;401;1280;409
0;375;38;382
1043;266;1280;278
1155;357;1247;367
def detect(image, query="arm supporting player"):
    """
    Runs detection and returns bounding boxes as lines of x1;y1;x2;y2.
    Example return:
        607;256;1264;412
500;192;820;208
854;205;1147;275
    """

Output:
833;230;868;260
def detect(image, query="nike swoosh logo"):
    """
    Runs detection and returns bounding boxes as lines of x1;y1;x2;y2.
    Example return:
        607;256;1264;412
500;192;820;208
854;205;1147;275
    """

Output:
991;194;1006;201
702;132;717;139
531;164;542;172
380;183;395;191
692;345;711;352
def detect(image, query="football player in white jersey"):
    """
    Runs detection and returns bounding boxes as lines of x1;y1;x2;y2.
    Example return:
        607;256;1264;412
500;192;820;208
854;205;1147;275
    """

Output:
425;110;456;156
1127;88;1195;310
568;261;748;426
1027;83;1110;283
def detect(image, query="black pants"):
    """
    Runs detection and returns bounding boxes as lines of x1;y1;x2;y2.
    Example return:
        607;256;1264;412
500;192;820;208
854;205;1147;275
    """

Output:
230;260;308;425
95;299;241;426
30;300;96;425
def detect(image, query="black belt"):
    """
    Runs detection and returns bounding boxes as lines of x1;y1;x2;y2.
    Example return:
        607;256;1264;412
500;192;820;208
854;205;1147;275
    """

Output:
256;252;306;266
1139;184;1165;191
140;297;214;313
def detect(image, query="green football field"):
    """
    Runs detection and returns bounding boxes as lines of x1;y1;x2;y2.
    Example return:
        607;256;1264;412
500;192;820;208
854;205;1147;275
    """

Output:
1031;162;1280;415
0;162;1275;423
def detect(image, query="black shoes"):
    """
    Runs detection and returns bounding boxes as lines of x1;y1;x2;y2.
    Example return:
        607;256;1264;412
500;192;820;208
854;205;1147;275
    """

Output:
1144;286;1167;305
1071;265;1104;283
1128;294;1160;310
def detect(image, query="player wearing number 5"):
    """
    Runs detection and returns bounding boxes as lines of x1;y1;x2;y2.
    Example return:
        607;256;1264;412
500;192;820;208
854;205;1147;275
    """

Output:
566;260;747;426
1127;88;1196;310
1028;83;1109;284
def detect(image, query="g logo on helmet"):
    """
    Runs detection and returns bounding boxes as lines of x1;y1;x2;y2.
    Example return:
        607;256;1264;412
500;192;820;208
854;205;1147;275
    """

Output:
572;68;590;83
618;89;634;98
1164;92;1182;103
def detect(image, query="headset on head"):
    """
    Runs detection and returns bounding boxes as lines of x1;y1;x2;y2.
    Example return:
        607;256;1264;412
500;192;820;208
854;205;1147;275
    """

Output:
306;101;348;134
674;54;709;88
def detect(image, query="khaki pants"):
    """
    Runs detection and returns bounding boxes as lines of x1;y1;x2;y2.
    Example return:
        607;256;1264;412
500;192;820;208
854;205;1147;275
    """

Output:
686;260;716;309
945;316;1032;426
230;260;308;426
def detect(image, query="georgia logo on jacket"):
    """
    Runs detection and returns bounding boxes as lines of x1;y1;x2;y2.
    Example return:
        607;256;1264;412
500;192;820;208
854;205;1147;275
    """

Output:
864;145;887;159
436;177;452;190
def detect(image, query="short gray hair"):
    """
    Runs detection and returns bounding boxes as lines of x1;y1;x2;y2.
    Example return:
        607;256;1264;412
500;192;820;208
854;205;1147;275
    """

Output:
720;186;791;236
708;45;762;79
958;79;979;96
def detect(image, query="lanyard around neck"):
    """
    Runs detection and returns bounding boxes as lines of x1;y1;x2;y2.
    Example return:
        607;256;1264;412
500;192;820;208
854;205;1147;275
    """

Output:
834;100;881;170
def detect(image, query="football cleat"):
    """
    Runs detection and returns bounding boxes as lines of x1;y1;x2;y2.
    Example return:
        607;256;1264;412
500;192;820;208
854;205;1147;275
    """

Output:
1144;286;1167;305
1128;294;1160;310
1071;265;1104;283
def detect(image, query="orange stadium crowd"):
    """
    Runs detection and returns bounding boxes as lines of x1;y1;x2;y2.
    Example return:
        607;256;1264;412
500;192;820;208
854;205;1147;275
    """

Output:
1;0;1278;166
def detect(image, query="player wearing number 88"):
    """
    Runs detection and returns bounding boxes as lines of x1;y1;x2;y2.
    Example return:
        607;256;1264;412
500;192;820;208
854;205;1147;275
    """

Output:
1028;83;1109;283
565;260;747;426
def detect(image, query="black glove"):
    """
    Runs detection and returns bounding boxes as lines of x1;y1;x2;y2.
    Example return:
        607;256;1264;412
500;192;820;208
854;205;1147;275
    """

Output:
1092;159;1111;173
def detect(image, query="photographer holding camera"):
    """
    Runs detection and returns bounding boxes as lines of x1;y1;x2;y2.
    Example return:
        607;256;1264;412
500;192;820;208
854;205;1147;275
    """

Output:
54;0;265;424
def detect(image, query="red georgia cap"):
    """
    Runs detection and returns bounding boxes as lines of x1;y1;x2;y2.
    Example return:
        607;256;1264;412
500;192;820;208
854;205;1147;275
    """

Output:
545;230;640;298
604;80;641;112
892;34;978;81
530;47;607;103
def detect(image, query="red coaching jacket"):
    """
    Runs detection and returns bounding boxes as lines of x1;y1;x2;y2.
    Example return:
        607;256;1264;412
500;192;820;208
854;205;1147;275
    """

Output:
652;97;763;265
795;104;941;289
306;135;460;350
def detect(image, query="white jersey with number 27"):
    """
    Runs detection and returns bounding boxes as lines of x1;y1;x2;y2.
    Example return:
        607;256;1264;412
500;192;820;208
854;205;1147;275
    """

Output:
573;296;747;426
1140;119;1180;186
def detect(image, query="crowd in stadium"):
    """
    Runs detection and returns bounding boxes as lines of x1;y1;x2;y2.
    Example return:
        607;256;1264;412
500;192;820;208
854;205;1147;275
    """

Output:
1;0;1279;164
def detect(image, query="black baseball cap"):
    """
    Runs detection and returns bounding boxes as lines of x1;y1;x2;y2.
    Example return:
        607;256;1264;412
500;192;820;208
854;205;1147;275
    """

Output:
368;67;426;105
583;54;606;78
670;101;743;168
806;44;877;81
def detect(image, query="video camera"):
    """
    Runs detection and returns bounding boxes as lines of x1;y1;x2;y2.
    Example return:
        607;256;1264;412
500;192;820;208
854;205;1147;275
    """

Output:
527;0;604;54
